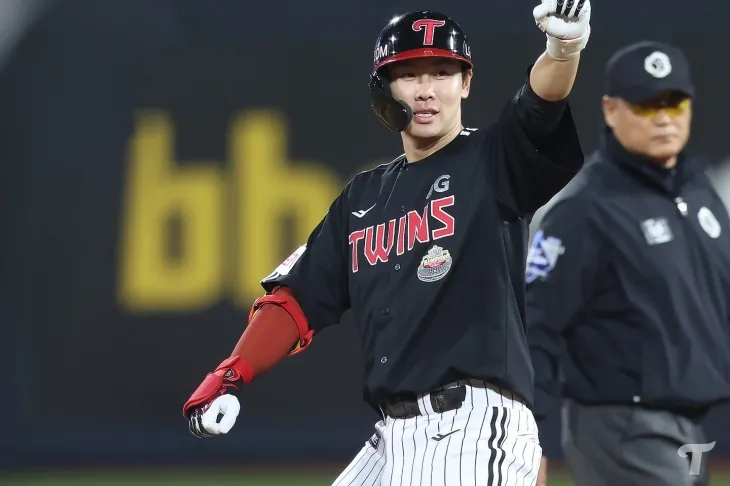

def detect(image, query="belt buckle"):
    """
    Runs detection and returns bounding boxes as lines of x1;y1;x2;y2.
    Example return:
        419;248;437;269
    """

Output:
432;393;446;413
431;385;466;413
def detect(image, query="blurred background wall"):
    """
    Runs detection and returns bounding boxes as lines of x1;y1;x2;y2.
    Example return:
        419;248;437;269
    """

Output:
1;0;727;476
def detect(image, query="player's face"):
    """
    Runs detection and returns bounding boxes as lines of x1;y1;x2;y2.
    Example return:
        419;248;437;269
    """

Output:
602;92;692;166
388;58;472;141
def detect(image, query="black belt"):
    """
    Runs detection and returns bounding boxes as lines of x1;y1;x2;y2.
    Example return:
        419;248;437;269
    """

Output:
382;386;467;419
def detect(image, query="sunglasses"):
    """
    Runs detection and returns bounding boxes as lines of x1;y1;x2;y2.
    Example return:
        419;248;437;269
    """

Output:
629;98;691;118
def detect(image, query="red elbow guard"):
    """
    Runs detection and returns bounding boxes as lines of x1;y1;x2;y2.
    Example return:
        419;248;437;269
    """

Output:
250;286;314;355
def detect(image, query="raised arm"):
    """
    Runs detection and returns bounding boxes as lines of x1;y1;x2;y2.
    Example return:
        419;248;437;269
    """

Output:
483;1;591;219
530;0;591;101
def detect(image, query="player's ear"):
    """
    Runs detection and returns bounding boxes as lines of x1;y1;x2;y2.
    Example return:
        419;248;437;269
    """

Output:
602;95;617;129
461;68;473;99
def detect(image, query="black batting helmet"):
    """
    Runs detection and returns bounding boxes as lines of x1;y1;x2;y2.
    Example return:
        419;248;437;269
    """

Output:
369;11;473;132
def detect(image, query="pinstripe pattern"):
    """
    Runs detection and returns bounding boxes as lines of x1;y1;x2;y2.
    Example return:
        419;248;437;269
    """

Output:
331;420;388;486
330;380;542;486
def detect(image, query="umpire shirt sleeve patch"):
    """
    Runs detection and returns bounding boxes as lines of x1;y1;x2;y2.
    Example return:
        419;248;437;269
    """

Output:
526;230;566;284
526;196;603;421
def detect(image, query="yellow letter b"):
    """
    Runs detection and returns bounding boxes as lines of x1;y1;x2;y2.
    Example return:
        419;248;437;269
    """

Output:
118;112;224;312
230;110;341;305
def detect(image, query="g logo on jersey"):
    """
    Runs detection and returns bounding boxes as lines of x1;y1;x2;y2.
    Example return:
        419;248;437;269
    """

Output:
526;230;565;283
426;174;450;199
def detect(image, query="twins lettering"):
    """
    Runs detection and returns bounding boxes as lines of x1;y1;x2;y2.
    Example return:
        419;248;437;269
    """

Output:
348;196;455;272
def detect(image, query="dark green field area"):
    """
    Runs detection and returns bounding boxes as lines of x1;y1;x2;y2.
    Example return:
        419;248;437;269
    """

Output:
4;464;730;486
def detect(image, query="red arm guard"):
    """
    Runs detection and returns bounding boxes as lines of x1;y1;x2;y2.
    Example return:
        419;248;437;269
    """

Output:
182;286;312;417
247;285;314;356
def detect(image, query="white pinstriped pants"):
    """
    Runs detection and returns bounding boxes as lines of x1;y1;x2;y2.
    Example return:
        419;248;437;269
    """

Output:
331;379;542;486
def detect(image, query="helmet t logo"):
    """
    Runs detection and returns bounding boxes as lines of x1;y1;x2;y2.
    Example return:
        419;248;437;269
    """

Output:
412;19;446;46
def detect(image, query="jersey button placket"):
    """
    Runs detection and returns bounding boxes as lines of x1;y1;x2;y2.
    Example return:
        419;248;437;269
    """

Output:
377;199;397;369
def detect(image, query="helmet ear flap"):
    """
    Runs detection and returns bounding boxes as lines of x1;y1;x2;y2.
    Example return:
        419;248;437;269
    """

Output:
369;72;413;132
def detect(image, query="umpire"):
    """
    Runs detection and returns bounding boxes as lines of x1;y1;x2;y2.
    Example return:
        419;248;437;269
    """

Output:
525;40;730;486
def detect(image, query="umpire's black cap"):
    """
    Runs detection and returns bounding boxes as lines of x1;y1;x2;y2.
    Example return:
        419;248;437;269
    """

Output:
605;41;695;104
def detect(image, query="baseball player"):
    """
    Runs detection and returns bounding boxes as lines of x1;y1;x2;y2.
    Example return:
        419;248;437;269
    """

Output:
526;41;730;486
182;2;591;485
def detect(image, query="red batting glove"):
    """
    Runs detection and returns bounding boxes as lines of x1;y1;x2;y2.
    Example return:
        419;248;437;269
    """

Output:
183;356;253;438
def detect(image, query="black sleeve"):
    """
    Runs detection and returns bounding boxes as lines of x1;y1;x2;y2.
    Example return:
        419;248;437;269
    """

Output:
260;185;351;334
484;73;585;217
525;197;603;422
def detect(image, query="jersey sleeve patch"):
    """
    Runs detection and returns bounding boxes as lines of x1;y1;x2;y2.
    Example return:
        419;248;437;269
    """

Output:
261;245;307;283
526;230;565;284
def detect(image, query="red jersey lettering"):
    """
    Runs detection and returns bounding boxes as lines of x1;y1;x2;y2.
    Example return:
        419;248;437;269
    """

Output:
348;196;455;273
411;19;446;46
407;207;430;251
349;229;365;273
364;220;396;265
431;195;455;239
396;216;407;256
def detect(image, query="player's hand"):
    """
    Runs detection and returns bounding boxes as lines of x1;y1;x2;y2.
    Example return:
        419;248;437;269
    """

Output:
187;394;241;438
533;0;591;60
533;0;591;40
537;455;548;486
182;356;246;438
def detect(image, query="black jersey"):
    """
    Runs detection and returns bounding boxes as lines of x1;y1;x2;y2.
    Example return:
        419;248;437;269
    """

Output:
261;79;584;412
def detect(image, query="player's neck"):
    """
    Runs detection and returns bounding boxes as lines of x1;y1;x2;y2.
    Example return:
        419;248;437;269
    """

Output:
402;123;463;163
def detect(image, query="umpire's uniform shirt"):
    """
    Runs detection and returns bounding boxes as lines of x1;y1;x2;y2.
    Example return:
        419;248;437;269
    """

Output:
526;42;730;486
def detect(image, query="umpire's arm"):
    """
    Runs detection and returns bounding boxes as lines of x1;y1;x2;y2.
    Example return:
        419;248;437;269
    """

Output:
525;195;602;425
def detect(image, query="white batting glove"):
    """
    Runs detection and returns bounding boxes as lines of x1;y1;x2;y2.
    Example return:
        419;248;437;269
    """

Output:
187;394;241;438
533;0;591;60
